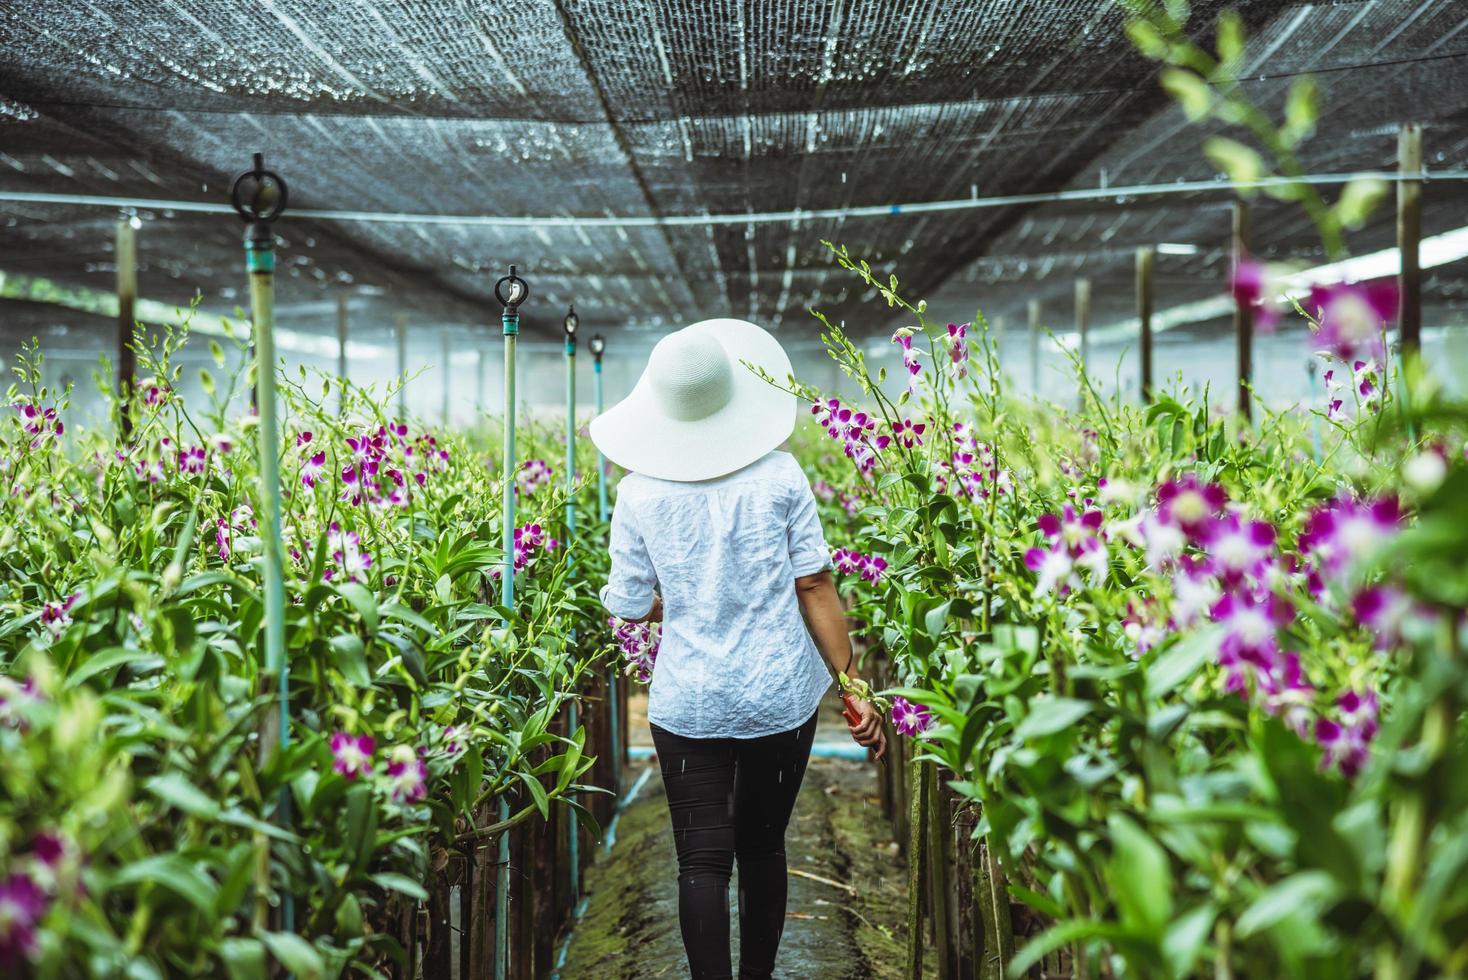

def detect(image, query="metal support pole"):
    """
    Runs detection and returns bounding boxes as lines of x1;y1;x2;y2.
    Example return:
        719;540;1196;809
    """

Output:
1075;278;1091;409
1137;246;1155;403
1233;202;1254;421
232;153;291;936
441;330;452;428
396;313;408;421
115;218;137;439
1027;299;1040;397
493;266;527;980
477;348;487;415
593;349;619;783
1398;123;1423;355
336;294;349;415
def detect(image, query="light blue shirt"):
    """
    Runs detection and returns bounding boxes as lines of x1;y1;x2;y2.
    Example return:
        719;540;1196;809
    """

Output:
600;450;834;738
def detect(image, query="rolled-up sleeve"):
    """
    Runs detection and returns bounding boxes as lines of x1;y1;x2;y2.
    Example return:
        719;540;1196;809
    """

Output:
601;493;657;620
785;461;832;577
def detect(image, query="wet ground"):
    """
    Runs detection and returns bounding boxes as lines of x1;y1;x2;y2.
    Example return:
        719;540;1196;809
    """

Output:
555;693;919;979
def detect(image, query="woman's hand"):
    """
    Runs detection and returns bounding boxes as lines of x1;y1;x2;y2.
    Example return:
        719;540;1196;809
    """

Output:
843;693;887;760
630;594;663;624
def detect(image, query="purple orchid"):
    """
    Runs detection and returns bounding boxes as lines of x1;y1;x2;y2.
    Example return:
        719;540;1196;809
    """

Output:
890;696;934;737
1307;280;1397;362
0;872;44;968
330;731;375;780
1156;475;1226;541
1315;689;1379;777
1299;495;1401;587
301;450;326;489
386;745;429;801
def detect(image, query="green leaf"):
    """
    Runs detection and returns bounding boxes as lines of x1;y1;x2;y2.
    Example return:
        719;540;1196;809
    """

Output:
336;582;379;633
1236;871;1337;938
519;771;551;819
1203;136;1264;187
1008;918;1128;978
1162;903;1216;978
1015;697;1093;739
1160;68;1211;121
218;937;267;980
329;634;371;687
1145;627;1220;700
1282;77;1319;146
370;872;429;902
66;646;158;688
111;855;219;913
256;930;324;980
1216;11;1245;64
1335;177;1388;230
1107;813;1173;935
144;772;221;820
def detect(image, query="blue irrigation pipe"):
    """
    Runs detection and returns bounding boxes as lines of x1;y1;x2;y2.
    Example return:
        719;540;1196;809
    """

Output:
494;266;527;980
232;154;294;937
563;314;580;902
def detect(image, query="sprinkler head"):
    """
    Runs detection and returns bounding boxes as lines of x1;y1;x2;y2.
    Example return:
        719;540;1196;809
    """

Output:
564;305;579;338
230;152;288;226
588;334;606;358
495;265;529;314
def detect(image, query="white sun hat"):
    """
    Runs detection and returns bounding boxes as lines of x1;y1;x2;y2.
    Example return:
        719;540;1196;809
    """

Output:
589;317;796;483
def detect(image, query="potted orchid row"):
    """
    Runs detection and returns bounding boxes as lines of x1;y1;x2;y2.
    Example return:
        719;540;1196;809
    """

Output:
779;241;1467;978
0;321;613;978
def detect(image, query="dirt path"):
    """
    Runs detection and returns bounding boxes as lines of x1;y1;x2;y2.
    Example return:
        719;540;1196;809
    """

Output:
557;694;918;978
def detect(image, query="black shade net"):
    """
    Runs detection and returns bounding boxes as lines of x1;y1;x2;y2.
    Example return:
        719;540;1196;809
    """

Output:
2;0;1467;374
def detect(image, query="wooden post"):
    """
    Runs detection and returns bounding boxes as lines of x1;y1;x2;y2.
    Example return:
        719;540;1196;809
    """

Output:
115;219;138;439
1233;202;1254;421
336;294;349;415
1398;123;1423;355
905;758;928;978
396;313;408;421
1027;299;1040;396
927;767;955;979
1137;246;1155;402
1075;278;1091;409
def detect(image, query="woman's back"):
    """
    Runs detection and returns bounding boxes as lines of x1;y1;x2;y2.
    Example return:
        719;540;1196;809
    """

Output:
602;450;832;738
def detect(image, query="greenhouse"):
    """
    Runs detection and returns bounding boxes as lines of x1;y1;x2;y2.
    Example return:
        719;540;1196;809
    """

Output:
2;0;1467;977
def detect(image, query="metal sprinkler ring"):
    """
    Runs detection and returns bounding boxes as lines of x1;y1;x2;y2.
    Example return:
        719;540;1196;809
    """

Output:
495;264;529;313
230;152;289;225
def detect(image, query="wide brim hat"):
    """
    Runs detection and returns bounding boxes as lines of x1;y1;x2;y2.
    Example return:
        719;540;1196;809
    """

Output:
589;318;796;483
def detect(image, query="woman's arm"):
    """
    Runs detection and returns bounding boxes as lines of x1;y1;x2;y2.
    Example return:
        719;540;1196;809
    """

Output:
796;570;887;759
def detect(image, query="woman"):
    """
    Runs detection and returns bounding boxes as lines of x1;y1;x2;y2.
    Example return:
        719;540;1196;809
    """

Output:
590;317;886;980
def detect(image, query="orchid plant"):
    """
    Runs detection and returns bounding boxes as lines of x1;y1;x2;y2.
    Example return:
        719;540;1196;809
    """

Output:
770;238;1468;976
0;321;615;976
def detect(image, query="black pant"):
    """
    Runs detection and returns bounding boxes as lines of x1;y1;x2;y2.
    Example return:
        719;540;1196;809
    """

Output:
649;707;819;980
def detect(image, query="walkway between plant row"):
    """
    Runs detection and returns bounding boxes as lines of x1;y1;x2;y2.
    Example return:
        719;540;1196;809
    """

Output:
556;695;923;979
